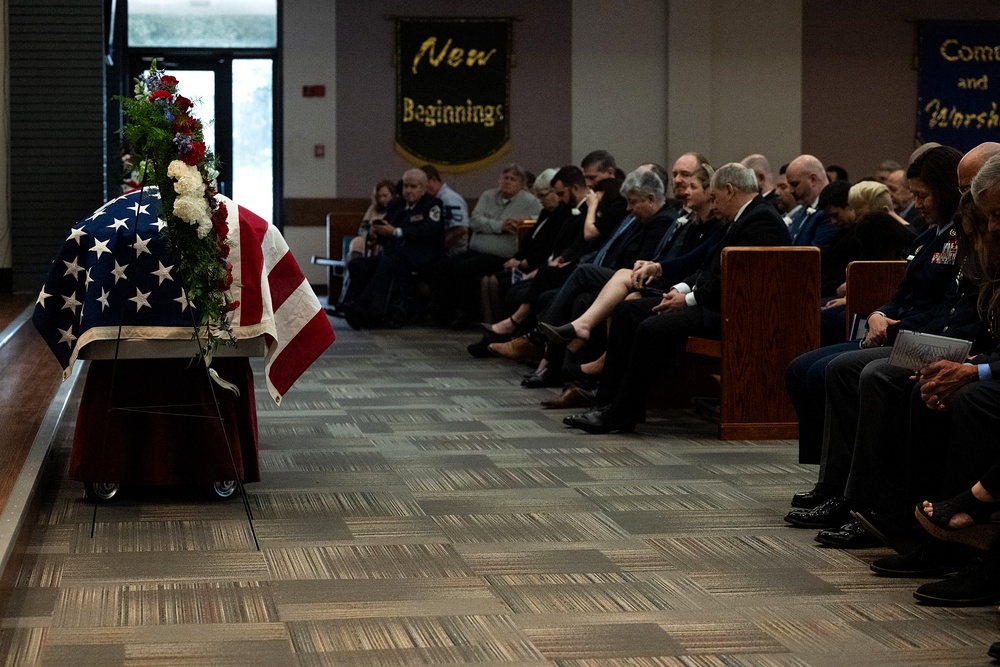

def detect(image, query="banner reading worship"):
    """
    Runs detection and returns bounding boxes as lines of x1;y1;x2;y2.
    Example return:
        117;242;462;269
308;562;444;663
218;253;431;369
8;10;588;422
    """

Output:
918;21;1000;152
396;17;511;167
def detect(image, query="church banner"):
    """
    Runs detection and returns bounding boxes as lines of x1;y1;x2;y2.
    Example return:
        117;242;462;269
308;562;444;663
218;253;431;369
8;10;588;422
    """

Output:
396;17;511;168
918;21;1000;152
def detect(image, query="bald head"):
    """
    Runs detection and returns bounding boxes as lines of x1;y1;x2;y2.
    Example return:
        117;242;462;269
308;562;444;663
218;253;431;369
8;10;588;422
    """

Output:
740;154;774;192
786;154;830;205
958;142;1000;189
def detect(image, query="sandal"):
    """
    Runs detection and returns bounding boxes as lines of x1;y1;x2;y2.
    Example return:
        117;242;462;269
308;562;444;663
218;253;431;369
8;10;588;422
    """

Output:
914;489;1000;551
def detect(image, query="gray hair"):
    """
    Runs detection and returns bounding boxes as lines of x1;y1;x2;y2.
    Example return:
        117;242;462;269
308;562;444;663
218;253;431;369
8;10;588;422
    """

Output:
533;167;558;193
711;163;759;194
972;153;1000;204
501;163;528;184
620;169;665;201
402;168;428;185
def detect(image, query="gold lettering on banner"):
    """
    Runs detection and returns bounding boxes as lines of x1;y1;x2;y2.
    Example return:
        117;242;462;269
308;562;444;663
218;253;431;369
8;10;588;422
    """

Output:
924;99;1000;129
402;97;504;128
957;75;989;90
941;38;1000;62
411;36;498;74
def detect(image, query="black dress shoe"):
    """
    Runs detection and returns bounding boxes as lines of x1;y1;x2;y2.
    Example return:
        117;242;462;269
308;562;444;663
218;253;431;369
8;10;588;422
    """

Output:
791;484;835;509
538;322;578;344
467;336;494;358
563;408;634;434
914;555;1000;606
850;508;921;555
988;641;1000;660
870;539;974;578
784;495;851;529
814;518;881;549
521;367;562;388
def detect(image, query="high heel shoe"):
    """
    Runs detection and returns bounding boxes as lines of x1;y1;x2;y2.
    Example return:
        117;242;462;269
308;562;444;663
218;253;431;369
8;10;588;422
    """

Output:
538;322;580;344
914;490;1000;551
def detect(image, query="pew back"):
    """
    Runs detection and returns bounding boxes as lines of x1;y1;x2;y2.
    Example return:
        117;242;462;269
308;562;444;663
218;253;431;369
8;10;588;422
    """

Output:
844;260;907;338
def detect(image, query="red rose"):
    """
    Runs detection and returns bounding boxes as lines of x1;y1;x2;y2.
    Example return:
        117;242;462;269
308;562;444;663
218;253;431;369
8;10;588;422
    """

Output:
174;95;192;112
150;89;172;101
223;299;241;313
181;141;206;166
160;75;178;87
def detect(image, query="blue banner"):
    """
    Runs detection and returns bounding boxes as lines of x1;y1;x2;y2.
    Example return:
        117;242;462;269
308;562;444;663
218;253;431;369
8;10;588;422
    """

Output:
918;21;1000;152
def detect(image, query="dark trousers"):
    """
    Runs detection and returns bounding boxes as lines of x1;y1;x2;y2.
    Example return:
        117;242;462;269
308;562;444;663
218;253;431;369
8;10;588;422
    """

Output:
539;263;616;325
784;341;859;465
345;253;411;327
597;297;715;425
440;250;506;322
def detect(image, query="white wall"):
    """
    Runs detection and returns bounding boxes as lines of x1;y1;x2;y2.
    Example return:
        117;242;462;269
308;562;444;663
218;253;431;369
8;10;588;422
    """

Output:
571;0;668;170
667;0;802;169
282;1;337;198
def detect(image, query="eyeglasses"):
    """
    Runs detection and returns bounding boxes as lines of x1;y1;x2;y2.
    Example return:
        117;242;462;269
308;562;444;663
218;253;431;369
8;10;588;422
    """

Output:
958;184;971;195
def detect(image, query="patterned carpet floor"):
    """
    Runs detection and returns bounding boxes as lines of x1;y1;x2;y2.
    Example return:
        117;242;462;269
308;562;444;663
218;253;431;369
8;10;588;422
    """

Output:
2;324;999;665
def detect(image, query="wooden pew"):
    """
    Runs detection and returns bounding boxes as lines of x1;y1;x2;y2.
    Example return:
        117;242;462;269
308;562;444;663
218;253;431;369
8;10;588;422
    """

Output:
685;246;821;440
844;260;907;339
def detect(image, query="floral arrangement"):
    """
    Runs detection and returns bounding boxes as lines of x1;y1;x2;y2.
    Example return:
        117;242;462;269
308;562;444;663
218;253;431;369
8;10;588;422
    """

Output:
119;62;238;356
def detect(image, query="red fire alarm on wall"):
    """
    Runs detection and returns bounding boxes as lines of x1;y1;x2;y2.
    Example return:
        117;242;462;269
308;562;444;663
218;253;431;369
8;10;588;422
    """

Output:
302;85;326;98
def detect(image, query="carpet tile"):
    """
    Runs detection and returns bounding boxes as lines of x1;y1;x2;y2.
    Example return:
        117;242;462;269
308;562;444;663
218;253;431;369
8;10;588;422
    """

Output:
2;324;999;665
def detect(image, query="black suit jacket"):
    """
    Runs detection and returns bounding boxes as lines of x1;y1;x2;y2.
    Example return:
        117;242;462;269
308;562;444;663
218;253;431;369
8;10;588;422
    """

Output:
879;224;959;325
383;193;445;269
684;195;791;314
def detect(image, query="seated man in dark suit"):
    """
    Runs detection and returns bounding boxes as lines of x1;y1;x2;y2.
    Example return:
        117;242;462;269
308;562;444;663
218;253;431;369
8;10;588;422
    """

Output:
564;162;791;434
786;154;837;252
343;168;444;328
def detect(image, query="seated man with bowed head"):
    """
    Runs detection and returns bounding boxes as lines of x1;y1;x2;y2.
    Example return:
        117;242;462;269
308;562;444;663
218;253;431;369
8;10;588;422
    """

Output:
563;163;791;434
343;168;444;329
785;154;837;252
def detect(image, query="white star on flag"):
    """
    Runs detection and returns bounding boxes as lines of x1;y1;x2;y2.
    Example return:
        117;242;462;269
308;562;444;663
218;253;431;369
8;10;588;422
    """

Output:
174;290;189;311
90;237;112;259
96;288;111;311
61;293;82;312
66;227;87;244
133;235;152;256
85;268;94;288
86;209;105;221
36;288;51;307
108;218;130;231
151;261;174;285
127;202;150;217
128;288;152;311
152;218;168;232
111;261;129;283
63;259;84;279
57;327;77;346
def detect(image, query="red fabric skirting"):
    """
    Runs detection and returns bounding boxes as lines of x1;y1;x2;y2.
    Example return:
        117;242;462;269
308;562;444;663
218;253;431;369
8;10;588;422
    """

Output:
70;358;259;486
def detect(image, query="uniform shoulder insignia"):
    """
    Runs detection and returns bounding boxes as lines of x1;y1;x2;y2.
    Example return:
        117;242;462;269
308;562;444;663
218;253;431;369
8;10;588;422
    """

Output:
429;206;441;222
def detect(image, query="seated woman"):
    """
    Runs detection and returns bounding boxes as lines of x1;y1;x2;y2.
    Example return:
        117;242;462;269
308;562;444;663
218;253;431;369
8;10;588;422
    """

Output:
817;181;915;344
534;163;722;386
349;179;397;260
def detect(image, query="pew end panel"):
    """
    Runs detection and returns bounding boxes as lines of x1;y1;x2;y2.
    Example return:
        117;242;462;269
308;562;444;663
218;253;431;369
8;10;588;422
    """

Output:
844;260;907;339
716;246;821;440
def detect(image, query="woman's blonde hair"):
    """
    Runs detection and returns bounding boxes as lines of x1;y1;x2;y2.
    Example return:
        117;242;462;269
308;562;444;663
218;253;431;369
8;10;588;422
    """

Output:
848;181;892;216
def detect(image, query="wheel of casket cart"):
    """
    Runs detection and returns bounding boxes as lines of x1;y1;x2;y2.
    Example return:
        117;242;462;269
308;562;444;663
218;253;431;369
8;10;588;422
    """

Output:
84;481;120;503
210;480;237;499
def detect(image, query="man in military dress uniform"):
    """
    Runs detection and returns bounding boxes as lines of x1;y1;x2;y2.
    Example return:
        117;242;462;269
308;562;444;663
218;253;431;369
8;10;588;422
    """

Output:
344;168;444;328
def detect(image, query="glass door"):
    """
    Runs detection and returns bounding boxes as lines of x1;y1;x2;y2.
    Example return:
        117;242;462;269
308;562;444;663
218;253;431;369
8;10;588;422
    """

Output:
126;55;274;223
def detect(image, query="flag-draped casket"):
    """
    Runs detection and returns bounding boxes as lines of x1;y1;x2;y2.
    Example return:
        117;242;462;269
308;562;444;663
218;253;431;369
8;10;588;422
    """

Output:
33;188;335;486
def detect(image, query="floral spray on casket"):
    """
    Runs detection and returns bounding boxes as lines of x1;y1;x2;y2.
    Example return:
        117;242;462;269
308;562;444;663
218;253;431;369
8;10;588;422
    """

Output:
119;62;239;368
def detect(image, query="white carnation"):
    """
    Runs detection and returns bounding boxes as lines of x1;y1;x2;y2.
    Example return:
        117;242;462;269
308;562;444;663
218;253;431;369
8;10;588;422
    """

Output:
167;160;204;196
172;194;212;234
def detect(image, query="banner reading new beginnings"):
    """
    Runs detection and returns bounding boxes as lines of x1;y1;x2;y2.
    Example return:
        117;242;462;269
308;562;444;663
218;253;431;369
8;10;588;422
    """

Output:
918;21;1000;152
396;17;512;168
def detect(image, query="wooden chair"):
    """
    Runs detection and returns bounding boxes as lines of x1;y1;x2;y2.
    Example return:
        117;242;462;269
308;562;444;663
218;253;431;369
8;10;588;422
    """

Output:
844;260;907;339
685;246;821;440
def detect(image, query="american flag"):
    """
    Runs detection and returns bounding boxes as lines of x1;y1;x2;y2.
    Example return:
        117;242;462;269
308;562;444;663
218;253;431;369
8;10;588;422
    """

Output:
32;188;335;404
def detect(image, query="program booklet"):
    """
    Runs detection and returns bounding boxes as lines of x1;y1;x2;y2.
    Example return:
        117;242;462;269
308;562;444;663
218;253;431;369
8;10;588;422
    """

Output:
887;330;973;371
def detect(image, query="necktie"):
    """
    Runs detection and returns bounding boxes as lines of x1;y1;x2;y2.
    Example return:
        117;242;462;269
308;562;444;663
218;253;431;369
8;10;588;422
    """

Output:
593;215;635;266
